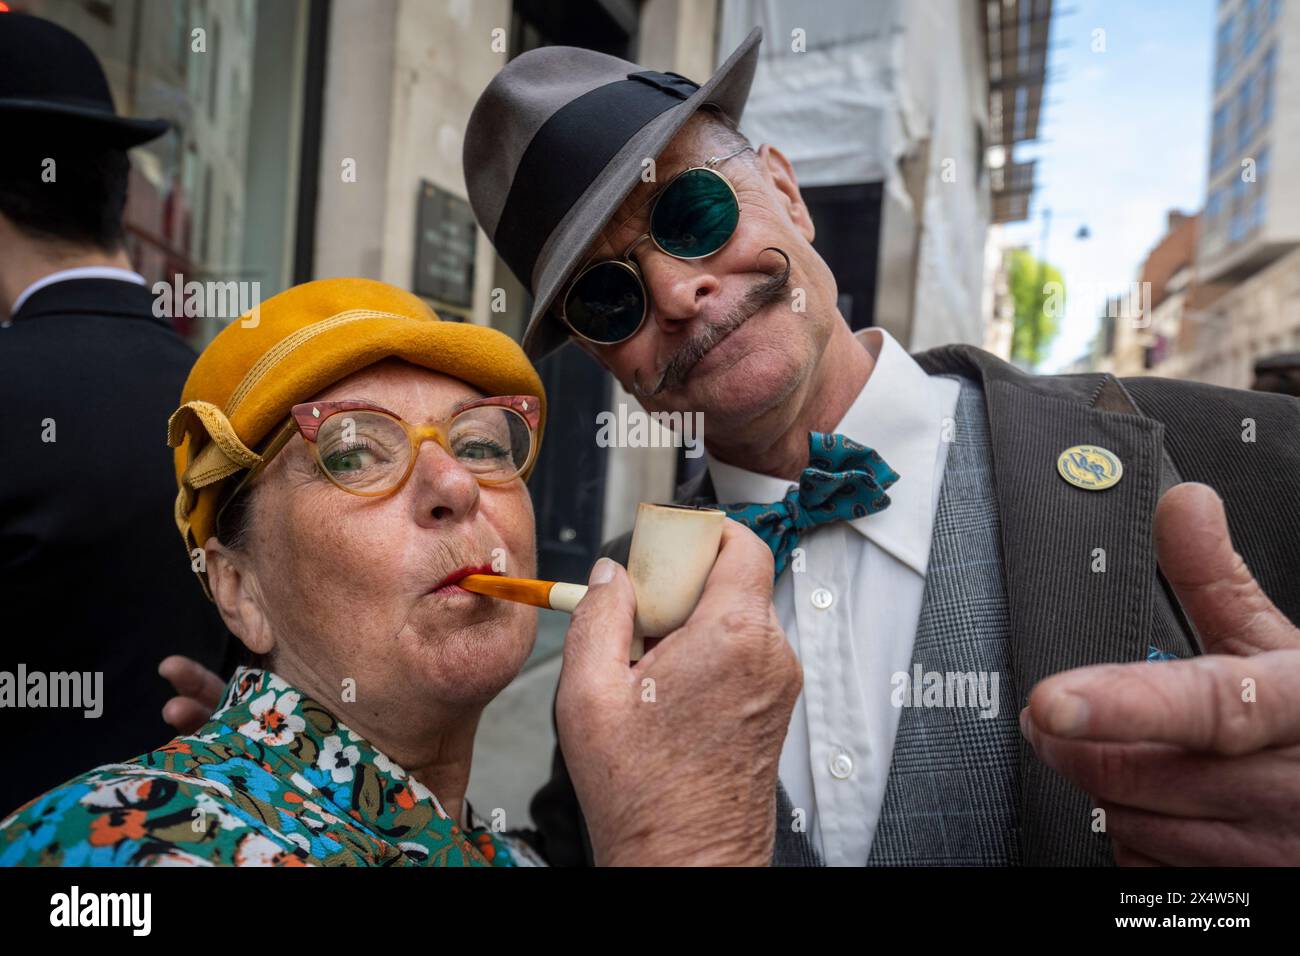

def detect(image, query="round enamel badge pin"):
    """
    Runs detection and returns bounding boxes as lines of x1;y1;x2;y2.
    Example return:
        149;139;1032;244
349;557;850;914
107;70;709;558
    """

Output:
1057;444;1123;490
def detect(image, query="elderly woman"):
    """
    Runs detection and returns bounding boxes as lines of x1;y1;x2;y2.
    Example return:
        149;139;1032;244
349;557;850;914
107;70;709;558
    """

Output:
0;277;800;868
0;278;550;866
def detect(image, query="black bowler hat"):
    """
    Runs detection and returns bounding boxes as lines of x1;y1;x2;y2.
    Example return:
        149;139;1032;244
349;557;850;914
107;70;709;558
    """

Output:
0;12;169;147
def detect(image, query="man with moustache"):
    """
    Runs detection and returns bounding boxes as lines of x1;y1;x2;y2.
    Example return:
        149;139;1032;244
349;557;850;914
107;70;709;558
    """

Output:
463;28;1300;866
162;26;1300;868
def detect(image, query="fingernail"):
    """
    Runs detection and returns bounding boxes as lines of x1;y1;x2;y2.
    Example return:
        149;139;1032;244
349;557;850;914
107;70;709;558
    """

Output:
1018;707;1030;738
589;557;616;586
1045;692;1090;737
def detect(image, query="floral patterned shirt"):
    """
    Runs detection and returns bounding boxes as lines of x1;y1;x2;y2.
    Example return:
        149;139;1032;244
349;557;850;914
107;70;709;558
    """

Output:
0;667;543;867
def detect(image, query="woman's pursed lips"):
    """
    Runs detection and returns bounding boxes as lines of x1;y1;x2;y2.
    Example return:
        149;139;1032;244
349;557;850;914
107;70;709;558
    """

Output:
431;563;500;593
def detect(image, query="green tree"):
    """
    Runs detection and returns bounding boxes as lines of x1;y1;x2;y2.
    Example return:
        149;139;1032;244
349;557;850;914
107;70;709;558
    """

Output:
1006;247;1064;368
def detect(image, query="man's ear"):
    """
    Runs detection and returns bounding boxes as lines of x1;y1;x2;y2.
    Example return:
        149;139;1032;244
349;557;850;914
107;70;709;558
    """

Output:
204;536;275;656
757;143;815;244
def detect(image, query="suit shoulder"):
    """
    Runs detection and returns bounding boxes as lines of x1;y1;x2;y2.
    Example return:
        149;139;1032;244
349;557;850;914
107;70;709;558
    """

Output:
0;314;197;392
1121;374;1299;418
1120;376;1299;449
1119;375;1300;510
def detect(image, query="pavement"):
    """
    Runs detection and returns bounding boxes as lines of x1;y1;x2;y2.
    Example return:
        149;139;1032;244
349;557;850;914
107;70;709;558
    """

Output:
465;609;567;830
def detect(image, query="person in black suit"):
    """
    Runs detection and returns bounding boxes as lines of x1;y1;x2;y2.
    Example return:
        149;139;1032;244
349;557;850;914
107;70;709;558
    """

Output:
0;13;230;815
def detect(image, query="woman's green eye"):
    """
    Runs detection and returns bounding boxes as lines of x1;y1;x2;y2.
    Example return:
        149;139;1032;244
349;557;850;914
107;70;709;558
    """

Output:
455;437;509;461
322;442;373;472
323;451;361;472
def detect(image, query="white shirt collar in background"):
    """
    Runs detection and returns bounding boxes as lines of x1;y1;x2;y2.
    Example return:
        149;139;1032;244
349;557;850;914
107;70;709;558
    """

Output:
10;266;147;317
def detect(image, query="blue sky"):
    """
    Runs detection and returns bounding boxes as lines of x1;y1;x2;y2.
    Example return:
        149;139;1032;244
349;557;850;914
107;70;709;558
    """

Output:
1001;0;1215;371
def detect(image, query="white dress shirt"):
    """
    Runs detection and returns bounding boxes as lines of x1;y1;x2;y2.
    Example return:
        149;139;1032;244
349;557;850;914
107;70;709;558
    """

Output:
9;266;146;318
707;327;961;866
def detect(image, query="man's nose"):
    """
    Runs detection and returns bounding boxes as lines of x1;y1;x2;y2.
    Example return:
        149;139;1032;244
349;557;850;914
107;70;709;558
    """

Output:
639;249;722;334
409;439;480;526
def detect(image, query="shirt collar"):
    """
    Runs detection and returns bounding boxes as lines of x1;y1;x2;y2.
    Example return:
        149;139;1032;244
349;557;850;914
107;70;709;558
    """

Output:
10;266;146;317
706;326;950;575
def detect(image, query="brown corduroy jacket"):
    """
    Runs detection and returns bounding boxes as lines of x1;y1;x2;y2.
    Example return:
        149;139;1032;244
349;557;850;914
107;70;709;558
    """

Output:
526;344;1300;867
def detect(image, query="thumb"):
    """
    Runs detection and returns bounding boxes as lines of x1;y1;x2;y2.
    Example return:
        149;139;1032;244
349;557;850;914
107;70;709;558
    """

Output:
1155;482;1299;656
560;557;638;681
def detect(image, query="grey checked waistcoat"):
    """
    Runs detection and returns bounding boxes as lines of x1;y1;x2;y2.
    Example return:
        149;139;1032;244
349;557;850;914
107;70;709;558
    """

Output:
865;374;1020;864
774;375;1021;866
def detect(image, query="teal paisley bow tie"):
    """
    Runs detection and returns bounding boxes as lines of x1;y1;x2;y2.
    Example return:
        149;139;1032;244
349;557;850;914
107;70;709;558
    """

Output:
720;431;1178;662
720;432;900;576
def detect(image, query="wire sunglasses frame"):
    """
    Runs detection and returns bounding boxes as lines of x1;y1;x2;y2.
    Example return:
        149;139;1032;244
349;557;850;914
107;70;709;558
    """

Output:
558;143;756;347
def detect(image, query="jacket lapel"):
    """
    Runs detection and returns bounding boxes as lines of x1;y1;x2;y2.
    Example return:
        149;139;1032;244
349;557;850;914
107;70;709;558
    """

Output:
674;466;717;507
674;345;1184;864
915;345;1170;864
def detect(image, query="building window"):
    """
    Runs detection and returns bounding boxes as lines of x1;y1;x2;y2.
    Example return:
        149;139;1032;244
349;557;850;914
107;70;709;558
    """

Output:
1216;13;1236;88
1211;104;1229;172
1252;145;1270;233
1260;45;1276;124
27;0;314;347
1235;73;1257;151
198;164;212;264
209;19;221;122
1207;186;1223;229
1229;176;1249;242
1243;0;1261;56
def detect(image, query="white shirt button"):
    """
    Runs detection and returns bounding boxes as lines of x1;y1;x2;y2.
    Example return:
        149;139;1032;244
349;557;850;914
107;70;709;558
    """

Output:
810;587;834;610
829;748;854;779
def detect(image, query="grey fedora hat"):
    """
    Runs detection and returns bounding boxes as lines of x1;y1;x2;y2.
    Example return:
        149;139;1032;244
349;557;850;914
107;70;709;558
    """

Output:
463;27;763;360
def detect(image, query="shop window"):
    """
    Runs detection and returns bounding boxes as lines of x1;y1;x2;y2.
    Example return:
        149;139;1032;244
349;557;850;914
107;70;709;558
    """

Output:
21;0;315;347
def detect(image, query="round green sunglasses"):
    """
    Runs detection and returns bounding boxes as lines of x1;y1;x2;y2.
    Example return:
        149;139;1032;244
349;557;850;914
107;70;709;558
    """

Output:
560;144;755;346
